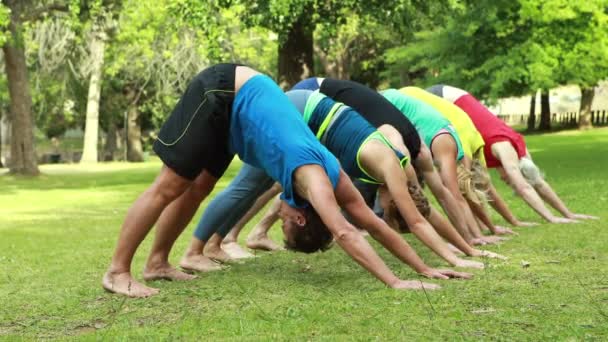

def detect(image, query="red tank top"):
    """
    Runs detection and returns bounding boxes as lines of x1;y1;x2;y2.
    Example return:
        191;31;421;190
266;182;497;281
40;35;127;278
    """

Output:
454;94;527;168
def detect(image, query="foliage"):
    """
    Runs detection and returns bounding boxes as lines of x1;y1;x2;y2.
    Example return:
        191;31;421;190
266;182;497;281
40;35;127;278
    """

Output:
384;0;608;100
0;3;9;46
1;129;608;339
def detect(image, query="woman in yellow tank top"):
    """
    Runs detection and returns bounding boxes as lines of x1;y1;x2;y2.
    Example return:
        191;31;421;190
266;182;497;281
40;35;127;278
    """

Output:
401;87;534;240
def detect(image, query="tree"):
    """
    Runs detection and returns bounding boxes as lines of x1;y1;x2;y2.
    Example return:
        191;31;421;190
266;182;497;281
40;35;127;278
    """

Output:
171;0;444;88
2;1;60;176
385;0;608;131
75;0;121;163
527;92;536;131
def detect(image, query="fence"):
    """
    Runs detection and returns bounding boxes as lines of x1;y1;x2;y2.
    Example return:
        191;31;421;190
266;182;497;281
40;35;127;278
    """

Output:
497;109;608;127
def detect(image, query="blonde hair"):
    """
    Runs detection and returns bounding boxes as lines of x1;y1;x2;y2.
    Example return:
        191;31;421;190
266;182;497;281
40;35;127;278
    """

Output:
386;181;431;233
457;163;487;205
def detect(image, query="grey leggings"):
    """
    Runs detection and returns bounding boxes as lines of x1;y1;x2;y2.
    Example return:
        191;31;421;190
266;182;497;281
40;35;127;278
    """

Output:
193;163;274;241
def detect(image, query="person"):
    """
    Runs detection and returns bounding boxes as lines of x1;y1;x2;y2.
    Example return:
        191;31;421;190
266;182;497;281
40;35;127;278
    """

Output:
102;63;470;298
426;85;598;223
382;89;535;243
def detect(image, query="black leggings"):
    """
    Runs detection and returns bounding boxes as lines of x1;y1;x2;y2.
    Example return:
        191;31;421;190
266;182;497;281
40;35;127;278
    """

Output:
320;78;421;160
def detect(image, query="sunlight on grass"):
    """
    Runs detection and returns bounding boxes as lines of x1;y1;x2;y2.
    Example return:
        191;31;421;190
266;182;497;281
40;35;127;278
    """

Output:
0;130;607;339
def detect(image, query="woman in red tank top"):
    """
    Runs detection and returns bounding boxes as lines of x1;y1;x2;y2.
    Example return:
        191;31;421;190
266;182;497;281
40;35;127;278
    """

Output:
429;85;598;224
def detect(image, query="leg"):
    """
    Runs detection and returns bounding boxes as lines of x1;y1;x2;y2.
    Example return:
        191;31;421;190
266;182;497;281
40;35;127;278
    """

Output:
143;170;218;280
102;166;191;297
245;184;284;251
181;164;274;269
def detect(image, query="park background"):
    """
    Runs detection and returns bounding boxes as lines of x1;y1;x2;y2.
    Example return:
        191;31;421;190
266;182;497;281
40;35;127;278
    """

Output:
1;0;607;340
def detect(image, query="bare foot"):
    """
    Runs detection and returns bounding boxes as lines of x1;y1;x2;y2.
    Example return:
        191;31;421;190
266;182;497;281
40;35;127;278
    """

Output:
102;271;159;298
204;243;236;263
179;254;223;272
221;242;255;259
246;234;283;251
142;263;197;281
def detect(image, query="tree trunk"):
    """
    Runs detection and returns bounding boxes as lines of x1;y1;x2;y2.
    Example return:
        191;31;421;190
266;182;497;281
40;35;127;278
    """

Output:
103;119;118;161
80;30;107;163
527;92;536;131
538;89;551;131
0;113;10;168
125;87;144;162
277;16;314;89
578;86;594;130
2;5;40;176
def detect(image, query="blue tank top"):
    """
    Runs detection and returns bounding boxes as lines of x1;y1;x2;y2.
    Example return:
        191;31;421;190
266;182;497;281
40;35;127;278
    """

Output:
230;76;340;208
292;77;321;91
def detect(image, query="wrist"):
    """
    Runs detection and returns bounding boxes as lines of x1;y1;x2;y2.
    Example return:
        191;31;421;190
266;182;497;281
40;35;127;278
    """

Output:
386;276;401;287
416;265;432;276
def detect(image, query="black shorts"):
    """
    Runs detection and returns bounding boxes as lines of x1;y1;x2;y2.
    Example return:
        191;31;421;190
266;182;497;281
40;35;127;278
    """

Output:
320;79;421;160
153;63;240;180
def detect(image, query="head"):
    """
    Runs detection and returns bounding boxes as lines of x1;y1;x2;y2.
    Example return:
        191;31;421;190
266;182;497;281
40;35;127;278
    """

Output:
384;181;431;233
519;157;544;186
457;163;487;205
280;203;334;253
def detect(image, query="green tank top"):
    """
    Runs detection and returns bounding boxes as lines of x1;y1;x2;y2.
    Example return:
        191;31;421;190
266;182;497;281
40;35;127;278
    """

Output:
382;89;465;160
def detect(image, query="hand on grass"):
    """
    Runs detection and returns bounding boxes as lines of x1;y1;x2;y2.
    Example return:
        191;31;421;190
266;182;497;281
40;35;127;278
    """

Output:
568;213;599;220
549;217;579;224
494;226;518;236
515;221;539;227
453;258;485;269
390;280;440;290
482;235;508;244
475;249;508;260
421;268;473;280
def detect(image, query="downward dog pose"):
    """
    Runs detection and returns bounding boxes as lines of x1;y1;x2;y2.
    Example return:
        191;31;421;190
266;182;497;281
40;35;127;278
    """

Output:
427;85;598;223
102;64;464;298
382;89;527;242
400;87;531;237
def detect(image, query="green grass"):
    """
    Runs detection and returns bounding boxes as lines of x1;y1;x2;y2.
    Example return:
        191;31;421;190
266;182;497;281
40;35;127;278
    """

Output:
1;129;608;340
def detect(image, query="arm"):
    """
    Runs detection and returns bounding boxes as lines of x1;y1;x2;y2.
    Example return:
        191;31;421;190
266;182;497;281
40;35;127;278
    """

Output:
435;156;486;241
384;163;472;267
533;177;597;220
492;142;572;223
334;170;471;279
486;182;523;225
466;197;514;235
414;147;474;241
294;166;401;287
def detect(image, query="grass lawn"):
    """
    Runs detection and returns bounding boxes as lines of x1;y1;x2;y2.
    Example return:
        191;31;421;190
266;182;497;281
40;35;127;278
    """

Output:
1;129;607;340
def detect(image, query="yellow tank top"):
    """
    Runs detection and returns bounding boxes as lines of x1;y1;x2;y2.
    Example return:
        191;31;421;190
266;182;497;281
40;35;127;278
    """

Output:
400;87;486;165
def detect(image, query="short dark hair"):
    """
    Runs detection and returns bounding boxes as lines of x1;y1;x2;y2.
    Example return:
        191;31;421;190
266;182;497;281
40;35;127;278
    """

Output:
284;207;334;253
